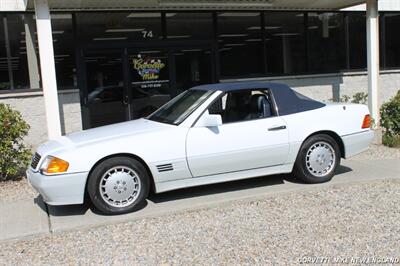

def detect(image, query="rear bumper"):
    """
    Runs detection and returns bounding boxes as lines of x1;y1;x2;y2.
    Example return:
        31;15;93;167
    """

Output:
342;130;374;159
27;168;88;205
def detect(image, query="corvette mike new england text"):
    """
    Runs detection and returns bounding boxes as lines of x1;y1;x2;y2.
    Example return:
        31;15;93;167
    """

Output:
298;256;400;264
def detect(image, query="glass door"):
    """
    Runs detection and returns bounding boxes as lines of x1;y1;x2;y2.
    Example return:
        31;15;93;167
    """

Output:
84;50;128;128
127;49;172;119
80;46;216;129
126;47;214;119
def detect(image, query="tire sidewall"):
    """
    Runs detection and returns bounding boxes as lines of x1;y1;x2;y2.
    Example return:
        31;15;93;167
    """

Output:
88;157;150;214
294;134;340;183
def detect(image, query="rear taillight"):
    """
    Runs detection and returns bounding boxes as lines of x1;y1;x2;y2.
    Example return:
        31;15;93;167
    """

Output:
362;114;371;129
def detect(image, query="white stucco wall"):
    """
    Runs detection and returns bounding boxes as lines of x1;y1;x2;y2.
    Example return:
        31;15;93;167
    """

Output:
0;89;82;149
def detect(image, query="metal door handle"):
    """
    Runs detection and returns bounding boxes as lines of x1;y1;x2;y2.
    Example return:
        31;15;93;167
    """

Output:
123;95;129;105
268;125;286;131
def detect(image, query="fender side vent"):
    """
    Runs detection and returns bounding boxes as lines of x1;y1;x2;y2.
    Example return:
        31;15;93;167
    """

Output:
157;163;174;172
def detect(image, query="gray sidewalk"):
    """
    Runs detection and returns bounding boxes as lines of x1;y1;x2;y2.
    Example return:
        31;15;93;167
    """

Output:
1;158;399;242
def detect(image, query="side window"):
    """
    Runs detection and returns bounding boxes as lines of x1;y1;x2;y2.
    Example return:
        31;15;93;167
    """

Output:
209;89;275;124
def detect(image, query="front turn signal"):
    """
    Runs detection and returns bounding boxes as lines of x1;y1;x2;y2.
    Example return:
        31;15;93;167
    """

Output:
362;114;371;129
42;156;69;174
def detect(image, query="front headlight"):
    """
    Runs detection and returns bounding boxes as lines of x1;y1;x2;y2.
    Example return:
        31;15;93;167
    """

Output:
40;156;69;174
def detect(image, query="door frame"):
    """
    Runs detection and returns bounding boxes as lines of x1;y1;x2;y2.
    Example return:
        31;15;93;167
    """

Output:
77;40;217;129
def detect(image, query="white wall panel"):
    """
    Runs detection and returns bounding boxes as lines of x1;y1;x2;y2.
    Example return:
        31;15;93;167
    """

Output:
0;0;27;11
343;0;400;11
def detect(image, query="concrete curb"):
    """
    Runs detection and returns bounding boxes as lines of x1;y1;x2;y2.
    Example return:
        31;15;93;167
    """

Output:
0;198;50;241
1;158;399;242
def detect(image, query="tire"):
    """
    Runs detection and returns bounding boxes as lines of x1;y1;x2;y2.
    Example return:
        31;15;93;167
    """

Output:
87;156;150;215
293;134;341;184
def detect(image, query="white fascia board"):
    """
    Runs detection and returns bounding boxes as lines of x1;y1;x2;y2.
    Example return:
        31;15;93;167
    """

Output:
343;0;400;11
0;0;28;11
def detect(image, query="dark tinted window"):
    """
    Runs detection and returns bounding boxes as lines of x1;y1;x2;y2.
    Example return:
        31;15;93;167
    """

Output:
265;12;306;75
0;15;8;90
348;13;367;69
308;12;346;72
51;13;75;90
385;13;400;68
166;13;213;40
0;14;35;90
217;12;264;78
76;12;162;43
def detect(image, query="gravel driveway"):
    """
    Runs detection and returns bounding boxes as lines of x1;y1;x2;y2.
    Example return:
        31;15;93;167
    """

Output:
350;144;400;160
1;179;400;265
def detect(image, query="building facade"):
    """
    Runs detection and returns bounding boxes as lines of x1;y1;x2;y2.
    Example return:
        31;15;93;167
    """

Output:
0;0;398;148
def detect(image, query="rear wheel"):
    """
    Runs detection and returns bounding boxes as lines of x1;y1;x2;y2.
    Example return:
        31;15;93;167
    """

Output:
293;134;340;183
87;156;150;214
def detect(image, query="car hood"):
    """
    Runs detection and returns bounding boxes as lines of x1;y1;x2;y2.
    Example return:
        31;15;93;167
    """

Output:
37;119;171;156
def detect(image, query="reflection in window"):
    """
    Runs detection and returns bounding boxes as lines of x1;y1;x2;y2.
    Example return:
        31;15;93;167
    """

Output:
166;13;213;39
0;15;8;90
85;51;126;128
51;13;75;89
76;12;162;43
385;13;400;68
308;12;346;72
265;12;306;75
348;13;367;70
175;49;213;93
217;12;263;78
0;14;37;90
148;89;214;125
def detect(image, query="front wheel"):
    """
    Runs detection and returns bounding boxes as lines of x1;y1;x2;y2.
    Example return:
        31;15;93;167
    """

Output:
293;134;340;184
87;156;150;214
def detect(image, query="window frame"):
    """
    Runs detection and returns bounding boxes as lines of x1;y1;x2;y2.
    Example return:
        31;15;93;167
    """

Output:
146;89;215;125
204;88;279;126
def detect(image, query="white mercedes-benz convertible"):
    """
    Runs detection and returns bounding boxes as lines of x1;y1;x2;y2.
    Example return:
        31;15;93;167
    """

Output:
27;82;374;214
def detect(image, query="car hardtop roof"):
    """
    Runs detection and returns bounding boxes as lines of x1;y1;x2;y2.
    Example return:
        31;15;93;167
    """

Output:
190;81;291;92
190;81;326;116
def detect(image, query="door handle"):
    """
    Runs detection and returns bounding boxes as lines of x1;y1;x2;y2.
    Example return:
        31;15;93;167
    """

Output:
268;125;287;131
123;94;129;105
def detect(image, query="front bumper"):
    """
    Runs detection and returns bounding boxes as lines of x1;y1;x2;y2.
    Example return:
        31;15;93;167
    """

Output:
27;168;88;205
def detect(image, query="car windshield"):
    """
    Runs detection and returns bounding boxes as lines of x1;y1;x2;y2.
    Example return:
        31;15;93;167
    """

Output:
147;89;214;125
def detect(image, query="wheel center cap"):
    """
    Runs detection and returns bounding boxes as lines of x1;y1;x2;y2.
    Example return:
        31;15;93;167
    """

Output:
114;180;128;192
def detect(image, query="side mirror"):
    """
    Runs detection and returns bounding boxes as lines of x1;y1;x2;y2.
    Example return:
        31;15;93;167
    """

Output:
196;112;222;128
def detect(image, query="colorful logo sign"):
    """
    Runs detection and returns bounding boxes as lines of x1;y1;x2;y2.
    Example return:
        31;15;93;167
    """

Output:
133;54;165;81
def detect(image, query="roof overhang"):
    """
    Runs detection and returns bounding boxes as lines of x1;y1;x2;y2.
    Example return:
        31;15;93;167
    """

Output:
24;0;368;12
